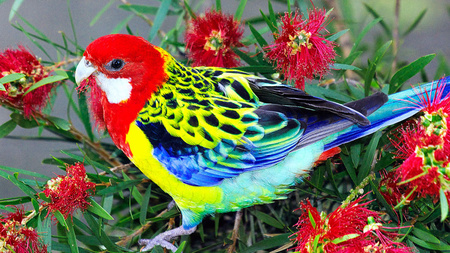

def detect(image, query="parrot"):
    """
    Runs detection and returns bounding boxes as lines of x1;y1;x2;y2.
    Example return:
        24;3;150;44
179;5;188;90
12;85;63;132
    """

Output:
74;34;450;252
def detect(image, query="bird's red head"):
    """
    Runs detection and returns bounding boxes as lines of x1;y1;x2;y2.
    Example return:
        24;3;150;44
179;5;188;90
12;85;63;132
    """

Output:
75;34;170;155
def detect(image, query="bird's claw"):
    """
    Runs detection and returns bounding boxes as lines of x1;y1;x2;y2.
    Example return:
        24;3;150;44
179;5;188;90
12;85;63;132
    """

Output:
138;226;196;252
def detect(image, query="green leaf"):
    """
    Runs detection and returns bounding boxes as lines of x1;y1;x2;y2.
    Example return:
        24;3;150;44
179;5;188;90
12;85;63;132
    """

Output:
358;131;382;183
0;73;26;88
0;120;17;139
111;14;134;34
65;218;80;253
365;41;392;96
440;188;449;221
259;10;277;34
308;209;316;228
47;116;71;131
234;0;247;21
90;0;115;26
363;4;391;36
327;29;349;42
350;143;362;168
370;179;398;222
350;18;381;54
248;23;268;48
332;63;361;71
240;233;290;253
140;184;152;225
23;74;68;96
250;210;284;229
148;0;172;42
38;192;51;202
86;197;114;220
9;0;23;21
389;54;435;94
215;0;221;11
83;212;121;252
54;210;68;229
8;173;37;198
96;179;141;195
340;153;358;185
403;9;427;36
77;92;94;141
10;112;38;128
408;235;450;250
331;233;360;244
183;0;196;19
412;228;441;244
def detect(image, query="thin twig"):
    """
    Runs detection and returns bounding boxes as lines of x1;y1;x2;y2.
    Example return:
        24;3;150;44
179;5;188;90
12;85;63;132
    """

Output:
391;0;401;73
227;209;243;253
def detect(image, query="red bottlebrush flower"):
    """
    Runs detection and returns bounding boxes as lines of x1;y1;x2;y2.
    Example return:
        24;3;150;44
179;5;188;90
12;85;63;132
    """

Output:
0;206;47;253
379;170;417;207
388;77;450;207
293;197;410;252
0;46;55;117
42;163;95;219
185;10;244;68
265;9;337;90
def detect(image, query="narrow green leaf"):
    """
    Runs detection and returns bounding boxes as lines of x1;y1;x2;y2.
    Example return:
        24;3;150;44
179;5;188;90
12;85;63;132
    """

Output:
77;92;94;141
54;210;68;229
248;23;268;48
403;9;427;36
259;10;277;34
32;198;40;213
240;233;290;253
350;143;362;168
47;116;71;131
358;131;382;183
234;0;247;21
267;0;277;26
0;73;25;86
412;228;441;244
37;214;52;251
9;0;23;21
365;40;392;96
86;197;114;220
408;235;450;250
235;66;275;73
140;184;152;225
96;179;141;195
332;63;361;71
8;173;37;198
65;218;80;253
350;18;381;54
389;54;435;94
184;0;196;19
175;241;186;253
308;210;316;228
23;74;68;96
233;48;259;65
10;112;38;128
331;233;360;244
370;179;398;222
250;210;284;229
215;0;221;11
148;0;172;42
363;4;391;36
111;14;134;34
90;0;115;26
327;29;349;42
440;188;449;221
0;120;17;139
83;212;120;252
341;153;358;185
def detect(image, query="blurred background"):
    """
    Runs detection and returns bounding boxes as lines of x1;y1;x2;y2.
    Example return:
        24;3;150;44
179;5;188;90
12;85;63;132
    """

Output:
0;0;448;199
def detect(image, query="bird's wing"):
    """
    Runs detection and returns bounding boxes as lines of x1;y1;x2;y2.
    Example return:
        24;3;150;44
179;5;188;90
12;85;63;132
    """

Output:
197;67;371;126
135;82;304;187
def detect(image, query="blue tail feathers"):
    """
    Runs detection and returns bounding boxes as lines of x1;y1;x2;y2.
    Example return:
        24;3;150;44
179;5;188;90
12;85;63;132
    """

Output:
323;77;450;150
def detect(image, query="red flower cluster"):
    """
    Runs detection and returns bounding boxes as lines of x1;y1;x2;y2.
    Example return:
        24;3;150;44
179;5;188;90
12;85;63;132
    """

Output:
42;163;95;219
185;10;244;68
382;79;450;207
265;9;337;90
293;197;410;252
0;207;47;253
0;46;54;117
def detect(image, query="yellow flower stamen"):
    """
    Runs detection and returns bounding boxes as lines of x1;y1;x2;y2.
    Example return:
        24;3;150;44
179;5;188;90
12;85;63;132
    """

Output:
204;30;225;55
287;30;312;55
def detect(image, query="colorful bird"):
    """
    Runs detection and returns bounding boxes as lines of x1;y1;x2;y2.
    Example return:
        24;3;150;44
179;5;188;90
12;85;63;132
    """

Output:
75;34;450;252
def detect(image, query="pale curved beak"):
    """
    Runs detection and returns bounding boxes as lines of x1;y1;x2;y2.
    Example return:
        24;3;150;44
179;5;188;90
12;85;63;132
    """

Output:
75;56;96;86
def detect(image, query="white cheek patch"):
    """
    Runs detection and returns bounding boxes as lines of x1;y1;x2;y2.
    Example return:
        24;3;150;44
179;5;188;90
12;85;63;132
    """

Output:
96;73;132;104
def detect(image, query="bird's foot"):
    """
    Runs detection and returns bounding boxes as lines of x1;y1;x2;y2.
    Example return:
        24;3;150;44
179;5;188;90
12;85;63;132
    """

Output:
139;226;196;252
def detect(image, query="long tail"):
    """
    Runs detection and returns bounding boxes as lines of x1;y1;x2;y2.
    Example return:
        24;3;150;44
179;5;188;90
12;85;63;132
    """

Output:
323;76;450;150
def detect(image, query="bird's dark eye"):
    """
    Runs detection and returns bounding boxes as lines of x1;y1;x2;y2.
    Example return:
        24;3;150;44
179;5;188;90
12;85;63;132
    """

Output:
106;59;125;71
